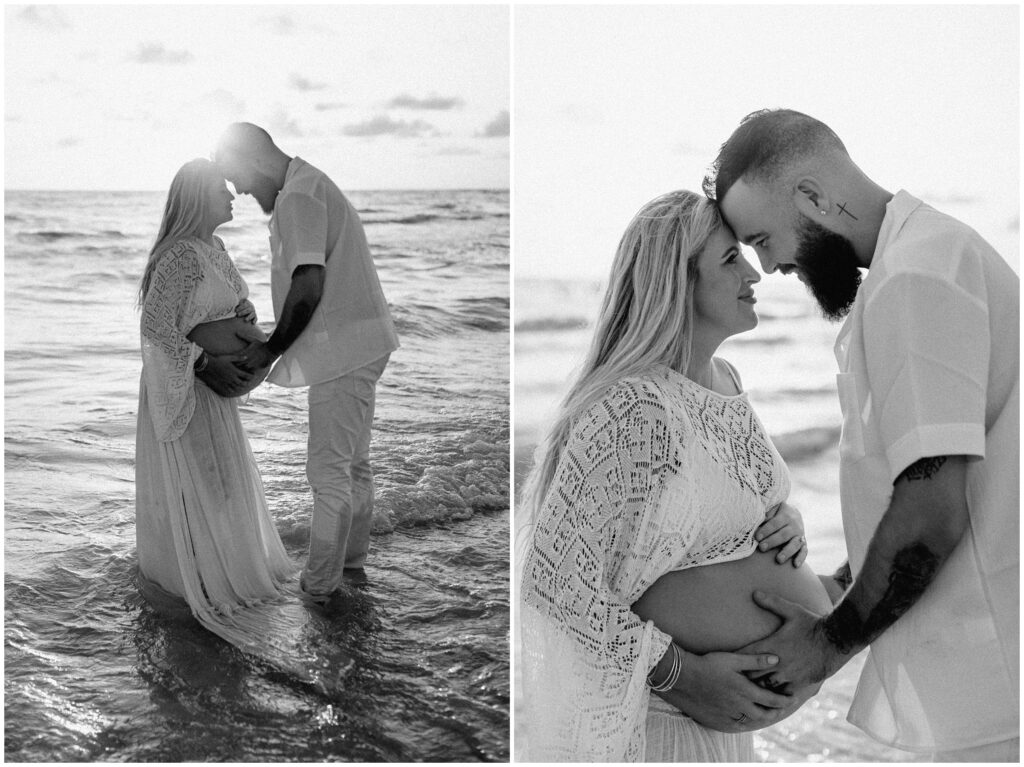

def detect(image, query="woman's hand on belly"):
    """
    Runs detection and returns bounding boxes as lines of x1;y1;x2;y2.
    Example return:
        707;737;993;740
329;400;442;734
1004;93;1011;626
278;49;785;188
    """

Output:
755;501;808;567
654;648;800;733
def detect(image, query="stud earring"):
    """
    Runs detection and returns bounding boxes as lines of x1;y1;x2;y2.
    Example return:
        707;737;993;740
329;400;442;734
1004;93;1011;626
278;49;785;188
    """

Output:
820;210;827;216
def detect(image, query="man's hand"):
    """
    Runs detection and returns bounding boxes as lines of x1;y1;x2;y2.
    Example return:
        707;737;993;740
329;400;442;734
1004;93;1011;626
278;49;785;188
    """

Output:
237;340;278;372
656;650;794;733
196;352;253;397
739;591;847;692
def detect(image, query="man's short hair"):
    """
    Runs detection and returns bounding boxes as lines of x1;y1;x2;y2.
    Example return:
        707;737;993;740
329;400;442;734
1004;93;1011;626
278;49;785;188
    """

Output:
702;109;847;201
215;122;276;163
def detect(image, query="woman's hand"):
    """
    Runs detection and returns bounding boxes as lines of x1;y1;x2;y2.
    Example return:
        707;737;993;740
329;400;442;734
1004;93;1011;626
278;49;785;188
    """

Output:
196;352;254;397
655;649;795;733
234;298;257;324
755;502;808;567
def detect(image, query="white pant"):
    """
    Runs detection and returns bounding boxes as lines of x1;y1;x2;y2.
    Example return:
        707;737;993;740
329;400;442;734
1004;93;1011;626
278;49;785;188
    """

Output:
302;354;388;595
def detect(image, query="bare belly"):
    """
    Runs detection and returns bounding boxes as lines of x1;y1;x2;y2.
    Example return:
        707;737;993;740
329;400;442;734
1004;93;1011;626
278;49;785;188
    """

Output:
633;548;831;654
187;317;267;355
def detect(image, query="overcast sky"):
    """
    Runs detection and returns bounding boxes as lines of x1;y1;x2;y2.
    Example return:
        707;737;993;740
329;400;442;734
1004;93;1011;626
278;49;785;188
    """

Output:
514;4;1019;278
5;4;509;191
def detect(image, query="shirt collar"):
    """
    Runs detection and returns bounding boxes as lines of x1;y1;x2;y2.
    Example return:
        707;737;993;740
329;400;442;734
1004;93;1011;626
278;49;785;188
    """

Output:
835;190;923;363
869;190;923;269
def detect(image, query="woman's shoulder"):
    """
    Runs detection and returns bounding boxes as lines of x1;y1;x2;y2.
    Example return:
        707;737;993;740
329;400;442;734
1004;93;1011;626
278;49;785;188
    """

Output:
712;356;744;394
156;237;202;266
578;369;682;427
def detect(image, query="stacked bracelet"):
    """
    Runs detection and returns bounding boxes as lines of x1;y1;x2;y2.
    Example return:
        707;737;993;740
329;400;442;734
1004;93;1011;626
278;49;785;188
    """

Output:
194;351;209;373
647;643;682;692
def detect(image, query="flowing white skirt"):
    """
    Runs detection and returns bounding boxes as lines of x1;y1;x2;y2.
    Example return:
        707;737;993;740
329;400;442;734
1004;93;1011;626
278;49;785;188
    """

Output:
644;695;754;762
135;378;311;665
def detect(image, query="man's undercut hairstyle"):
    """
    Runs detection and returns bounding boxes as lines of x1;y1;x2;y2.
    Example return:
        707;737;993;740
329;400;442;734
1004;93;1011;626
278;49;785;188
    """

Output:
702;109;848;202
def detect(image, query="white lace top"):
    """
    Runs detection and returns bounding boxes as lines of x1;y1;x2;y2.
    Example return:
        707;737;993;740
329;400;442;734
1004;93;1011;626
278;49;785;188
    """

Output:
519;364;791;761
140;236;249;441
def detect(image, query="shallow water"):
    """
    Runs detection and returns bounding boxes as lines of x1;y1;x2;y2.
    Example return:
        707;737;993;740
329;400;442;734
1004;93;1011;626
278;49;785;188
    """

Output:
5;188;510;761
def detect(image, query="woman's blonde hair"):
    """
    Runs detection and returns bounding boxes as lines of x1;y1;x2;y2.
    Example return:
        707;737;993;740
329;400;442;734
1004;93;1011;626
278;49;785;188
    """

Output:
519;190;723;524
137;158;221;306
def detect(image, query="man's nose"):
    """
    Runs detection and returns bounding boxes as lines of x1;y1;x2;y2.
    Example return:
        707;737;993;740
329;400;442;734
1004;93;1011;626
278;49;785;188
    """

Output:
756;250;778;274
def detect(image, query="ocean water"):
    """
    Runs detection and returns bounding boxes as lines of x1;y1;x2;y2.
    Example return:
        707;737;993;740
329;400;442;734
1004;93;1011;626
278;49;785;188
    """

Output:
5;188;510;761
513;199;1017;761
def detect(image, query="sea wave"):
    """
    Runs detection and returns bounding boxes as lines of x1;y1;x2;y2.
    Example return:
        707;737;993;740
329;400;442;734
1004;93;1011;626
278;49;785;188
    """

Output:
770;425;841;462
391;299;508;338
515;316;590;333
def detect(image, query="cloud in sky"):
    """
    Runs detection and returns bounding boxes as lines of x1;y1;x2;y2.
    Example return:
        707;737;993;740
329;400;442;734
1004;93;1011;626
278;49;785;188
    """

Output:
289;73;328;92
315;102;348;111
57;136;81;148
387;94;464;111
257;14;296;35
342;115;438;138
478;110;509;138
17;6;71;30
129;43;193;65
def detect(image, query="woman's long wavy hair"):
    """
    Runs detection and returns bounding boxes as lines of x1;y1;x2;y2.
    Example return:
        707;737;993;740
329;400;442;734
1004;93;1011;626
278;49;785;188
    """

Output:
137;158;220;307
519;190;724;530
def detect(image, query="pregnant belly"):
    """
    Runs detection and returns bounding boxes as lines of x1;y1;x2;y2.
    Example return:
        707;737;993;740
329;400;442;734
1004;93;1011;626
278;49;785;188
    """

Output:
632;548;831;654
187;317;268;355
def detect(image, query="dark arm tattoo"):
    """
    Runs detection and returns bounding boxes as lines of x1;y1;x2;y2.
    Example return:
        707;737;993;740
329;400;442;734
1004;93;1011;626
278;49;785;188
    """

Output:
821;542;940;655
836;202;859;220
896;455;948;483
832;561;853;591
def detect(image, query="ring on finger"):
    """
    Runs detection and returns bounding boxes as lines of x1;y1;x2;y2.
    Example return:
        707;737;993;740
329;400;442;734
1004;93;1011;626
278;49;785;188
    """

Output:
732;713;748;724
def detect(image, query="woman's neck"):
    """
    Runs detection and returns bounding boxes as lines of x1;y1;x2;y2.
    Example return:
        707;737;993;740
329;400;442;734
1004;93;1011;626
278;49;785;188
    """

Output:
194;223;217;246
685;356;715;391
685;333;722;390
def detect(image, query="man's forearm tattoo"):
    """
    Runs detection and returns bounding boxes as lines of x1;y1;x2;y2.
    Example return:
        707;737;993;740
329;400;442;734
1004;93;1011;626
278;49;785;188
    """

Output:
836;202;858;220
896;456;947;483
822;542;940;654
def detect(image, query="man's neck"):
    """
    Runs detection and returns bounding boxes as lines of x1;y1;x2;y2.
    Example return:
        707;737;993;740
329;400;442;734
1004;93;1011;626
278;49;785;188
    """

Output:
849;183;894;269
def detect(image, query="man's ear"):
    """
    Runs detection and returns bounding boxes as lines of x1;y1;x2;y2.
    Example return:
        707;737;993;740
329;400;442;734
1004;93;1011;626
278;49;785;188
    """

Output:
792;176;830;218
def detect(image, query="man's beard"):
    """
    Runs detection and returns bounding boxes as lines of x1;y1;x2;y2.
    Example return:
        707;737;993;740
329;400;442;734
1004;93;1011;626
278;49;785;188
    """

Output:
794;216;862;321
252;171;279;214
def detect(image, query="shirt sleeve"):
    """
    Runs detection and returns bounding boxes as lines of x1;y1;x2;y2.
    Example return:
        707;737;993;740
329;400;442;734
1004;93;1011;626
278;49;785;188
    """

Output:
140;242;204;441
863;265;989;482
519;383;678;759
275;190;328;275
523;385;675;678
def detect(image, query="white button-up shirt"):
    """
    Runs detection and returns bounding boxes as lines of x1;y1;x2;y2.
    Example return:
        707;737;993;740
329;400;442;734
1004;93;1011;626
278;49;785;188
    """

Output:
835;190;1018;751
267;158;399;387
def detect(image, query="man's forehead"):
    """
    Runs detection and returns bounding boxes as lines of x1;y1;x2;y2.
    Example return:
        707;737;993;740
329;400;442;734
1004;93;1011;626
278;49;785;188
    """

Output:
719;179;773;240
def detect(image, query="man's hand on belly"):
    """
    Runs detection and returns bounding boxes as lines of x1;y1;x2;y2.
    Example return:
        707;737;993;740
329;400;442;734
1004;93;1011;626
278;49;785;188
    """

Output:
735;590;840;691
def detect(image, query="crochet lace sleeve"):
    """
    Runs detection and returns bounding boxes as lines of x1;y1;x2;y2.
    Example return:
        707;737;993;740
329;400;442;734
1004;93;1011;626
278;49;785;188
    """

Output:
140;242;203;442
520;381;681;761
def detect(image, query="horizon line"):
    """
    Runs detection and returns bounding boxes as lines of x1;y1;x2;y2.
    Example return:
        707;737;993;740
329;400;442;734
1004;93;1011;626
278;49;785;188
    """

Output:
5;187;511;194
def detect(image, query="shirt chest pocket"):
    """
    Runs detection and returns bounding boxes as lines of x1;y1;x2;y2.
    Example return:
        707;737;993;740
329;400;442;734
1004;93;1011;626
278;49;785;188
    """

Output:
836;372;867;461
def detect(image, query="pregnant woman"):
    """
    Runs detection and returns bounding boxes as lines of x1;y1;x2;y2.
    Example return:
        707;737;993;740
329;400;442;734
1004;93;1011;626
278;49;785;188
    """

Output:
519;190;840;761
135;158;297;654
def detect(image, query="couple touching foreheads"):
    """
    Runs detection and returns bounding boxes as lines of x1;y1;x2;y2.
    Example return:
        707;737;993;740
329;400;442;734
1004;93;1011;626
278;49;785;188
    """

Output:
134;123;399;654
519;109;1018;762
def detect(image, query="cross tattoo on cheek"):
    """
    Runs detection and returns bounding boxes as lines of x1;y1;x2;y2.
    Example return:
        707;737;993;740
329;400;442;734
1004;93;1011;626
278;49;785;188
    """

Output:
837;202;858;220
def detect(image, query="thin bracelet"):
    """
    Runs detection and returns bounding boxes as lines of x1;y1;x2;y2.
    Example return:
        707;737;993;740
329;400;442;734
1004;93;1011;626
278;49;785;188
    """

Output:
194;351;209;373
647;643;682;692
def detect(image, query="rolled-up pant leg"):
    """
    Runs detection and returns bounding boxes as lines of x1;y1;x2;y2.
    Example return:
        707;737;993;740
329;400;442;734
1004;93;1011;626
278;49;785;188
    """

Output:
302;354;388;595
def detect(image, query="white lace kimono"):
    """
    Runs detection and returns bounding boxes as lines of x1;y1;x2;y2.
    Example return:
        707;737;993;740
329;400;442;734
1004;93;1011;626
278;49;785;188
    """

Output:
520;365;791;761
135;236;302;659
